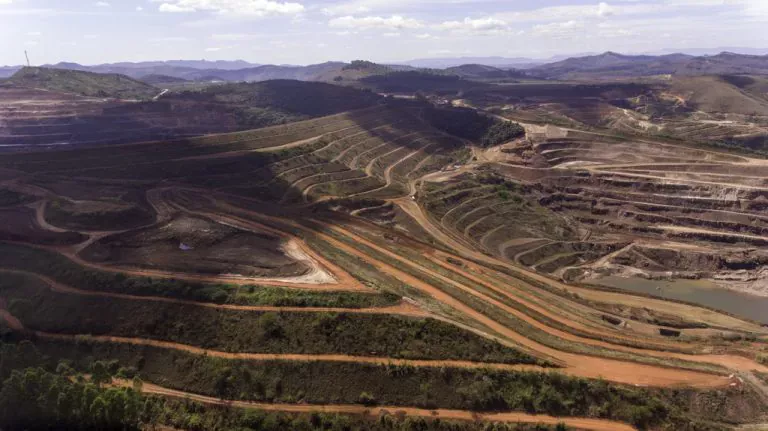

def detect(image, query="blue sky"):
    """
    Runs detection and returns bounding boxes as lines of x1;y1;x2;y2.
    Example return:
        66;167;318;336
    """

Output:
0;0;766;65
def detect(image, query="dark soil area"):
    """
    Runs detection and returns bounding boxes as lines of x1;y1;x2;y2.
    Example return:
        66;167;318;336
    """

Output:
79;215;309;278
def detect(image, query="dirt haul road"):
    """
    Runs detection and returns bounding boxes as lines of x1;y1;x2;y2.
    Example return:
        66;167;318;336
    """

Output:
111;379;637;431
15;326;546;373
0;269;425;317
193;196;732;388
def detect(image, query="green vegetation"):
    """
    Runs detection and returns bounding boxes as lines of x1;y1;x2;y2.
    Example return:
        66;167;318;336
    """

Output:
423;107;524;147
9;66;157;99
0;242;397;308
10;340;733;430
1;272;537;364
0;366;143;430
0;344;564;431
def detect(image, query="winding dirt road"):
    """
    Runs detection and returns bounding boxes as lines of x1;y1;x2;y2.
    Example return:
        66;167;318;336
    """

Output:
111;379;637;431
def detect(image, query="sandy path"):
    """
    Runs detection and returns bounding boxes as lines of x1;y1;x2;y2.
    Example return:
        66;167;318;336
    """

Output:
0;269;424;316
31;200;68;233
111;379;637;431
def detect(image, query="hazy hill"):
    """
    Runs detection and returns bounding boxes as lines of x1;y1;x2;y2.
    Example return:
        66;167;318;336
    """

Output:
678;52;768;76
530;52;694;79
401;56;552;69
138;74;190;85
9;67;158;99
445;64;529;80
531;51;768;79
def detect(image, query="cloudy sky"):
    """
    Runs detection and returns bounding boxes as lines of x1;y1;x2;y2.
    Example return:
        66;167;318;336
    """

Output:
0;0;766;66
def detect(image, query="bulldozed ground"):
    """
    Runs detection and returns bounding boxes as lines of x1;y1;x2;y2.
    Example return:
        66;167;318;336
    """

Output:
2;80;768;430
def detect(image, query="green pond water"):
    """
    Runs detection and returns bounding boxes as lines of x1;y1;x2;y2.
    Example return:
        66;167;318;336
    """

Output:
594;276;768;325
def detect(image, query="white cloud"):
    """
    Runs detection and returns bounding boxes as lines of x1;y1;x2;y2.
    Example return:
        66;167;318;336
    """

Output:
437;17;508;34
151;36;189;42
205;47;223;51
158;3;195;12
136;6;144;11
597;2;614;17
95;1;110;7
211;33;262;41
329;15;423;30
26;31;42;36
0;0;12;4
157;0;304;16
415;33;434;39
382;32;400;37
532;20;584;37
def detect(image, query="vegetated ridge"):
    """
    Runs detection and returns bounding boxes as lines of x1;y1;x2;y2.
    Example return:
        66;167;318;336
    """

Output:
8;66;158;99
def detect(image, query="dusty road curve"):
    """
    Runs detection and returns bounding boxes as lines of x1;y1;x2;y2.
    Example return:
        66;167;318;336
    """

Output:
0;269;425;316
111;379;637;431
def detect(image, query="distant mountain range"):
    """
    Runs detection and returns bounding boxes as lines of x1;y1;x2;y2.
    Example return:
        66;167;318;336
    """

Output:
397;56;562;69
3;50;768;83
